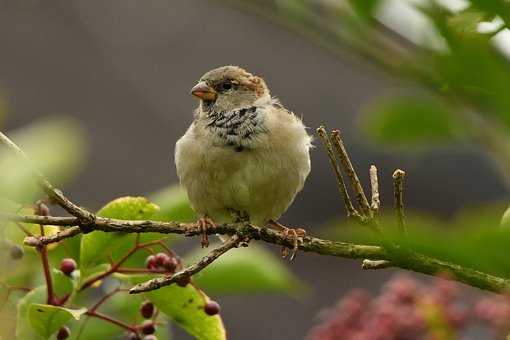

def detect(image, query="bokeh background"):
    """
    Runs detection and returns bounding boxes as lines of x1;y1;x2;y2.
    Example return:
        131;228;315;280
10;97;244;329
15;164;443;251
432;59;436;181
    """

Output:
1;0;508;339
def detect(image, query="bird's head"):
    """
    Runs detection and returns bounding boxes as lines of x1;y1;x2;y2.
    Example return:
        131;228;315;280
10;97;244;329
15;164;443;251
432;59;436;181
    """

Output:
191;66;270;114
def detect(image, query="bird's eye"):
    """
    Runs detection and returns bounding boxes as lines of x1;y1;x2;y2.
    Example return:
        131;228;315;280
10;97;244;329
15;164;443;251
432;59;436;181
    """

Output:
222;82;233;91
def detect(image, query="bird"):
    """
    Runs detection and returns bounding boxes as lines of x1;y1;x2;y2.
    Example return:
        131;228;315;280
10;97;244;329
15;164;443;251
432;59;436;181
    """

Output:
175;66;311;259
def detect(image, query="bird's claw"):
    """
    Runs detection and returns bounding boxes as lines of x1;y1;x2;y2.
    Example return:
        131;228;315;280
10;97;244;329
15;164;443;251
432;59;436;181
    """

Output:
281;227;306;260
196;217;216;248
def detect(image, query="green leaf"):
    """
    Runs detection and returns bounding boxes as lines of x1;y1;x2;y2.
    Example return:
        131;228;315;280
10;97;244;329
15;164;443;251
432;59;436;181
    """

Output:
149;184;195;222
80;197;160;269
348;0;381;21
187;244;306;296
28;303;86;339
16;286;46;340
132;276;226;340
362;96;463;147
52;269;75;298
96;196;160;220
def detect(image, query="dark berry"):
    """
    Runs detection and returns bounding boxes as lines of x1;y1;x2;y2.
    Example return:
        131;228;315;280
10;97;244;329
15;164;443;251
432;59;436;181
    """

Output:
162;257;178;272
10;245;24;260
143;336;158;340
141;320;156;335
60;258;77;276
140;301;154;319
204;301;220;316
35;202;50;216
145;255;157;270
176;275;191;287
155;252;169;267
57;326;70;340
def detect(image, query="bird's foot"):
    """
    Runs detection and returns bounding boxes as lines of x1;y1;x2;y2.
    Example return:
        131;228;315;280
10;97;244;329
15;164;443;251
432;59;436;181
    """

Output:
268;220;306;261
196;217;216;248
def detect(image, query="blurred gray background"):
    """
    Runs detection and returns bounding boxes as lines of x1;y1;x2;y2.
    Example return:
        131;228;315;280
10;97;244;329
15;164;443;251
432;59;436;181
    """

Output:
1;0;507;339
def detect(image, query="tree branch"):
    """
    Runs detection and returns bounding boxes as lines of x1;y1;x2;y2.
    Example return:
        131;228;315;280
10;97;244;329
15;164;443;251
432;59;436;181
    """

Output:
3;211;507;293
393;169;406;235
316;126;361;221
369;165;380;215
330;130;371;215
130;235;244;293
1;128;509;295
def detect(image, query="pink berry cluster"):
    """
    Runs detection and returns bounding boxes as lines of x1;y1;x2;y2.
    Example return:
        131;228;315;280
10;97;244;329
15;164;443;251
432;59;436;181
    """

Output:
475;294;510;338
306;273;510;340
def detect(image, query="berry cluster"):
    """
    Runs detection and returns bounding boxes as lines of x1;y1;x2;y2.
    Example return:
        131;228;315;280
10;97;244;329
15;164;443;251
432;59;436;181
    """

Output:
475;294;510;338
146;252;179;273
306;273;509;340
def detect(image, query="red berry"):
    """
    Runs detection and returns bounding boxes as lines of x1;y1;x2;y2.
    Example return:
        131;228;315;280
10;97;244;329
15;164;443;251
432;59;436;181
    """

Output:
140;301;154;319
145;255;157;270
204;301;220;316
162;257;178;272
176;275;191;287
155;252;169;267
10;245;24;260
141;320;156;335
36;202;50;216
57;326;70;340
60;258;77;276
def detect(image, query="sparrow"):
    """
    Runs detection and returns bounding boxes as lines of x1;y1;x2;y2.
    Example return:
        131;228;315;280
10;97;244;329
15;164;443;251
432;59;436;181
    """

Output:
175;66;311;258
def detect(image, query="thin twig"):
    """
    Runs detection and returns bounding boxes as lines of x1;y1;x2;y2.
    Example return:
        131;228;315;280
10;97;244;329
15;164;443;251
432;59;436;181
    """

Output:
85;310;137;333
130;235;243;294
330;130;371;214
79;240;165;291
316;126;361;220
369;165;380;215
89;287;124;312
362;259;391;270
393;169;406;235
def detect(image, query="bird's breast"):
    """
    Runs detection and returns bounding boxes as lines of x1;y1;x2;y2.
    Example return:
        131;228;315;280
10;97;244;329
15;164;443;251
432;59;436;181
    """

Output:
205;106;268;149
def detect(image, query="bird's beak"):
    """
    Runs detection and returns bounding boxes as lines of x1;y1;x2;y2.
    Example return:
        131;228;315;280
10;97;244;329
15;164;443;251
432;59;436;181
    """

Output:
190;82;217;101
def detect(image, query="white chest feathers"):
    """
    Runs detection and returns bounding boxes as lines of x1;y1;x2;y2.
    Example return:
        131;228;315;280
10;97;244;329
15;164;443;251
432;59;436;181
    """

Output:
175;103;311;226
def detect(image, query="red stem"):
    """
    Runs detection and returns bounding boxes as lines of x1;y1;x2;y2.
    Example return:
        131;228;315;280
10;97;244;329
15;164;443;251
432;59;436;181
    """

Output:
79;239;163;291
89;287;126;312
38;224;56;305
85;310;137;334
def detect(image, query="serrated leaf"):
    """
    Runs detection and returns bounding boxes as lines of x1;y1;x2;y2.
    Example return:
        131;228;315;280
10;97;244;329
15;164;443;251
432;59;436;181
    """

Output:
362;96;463;148
131;276;226;340
187;244;306;296
28;303;86;339
80;197;160;269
